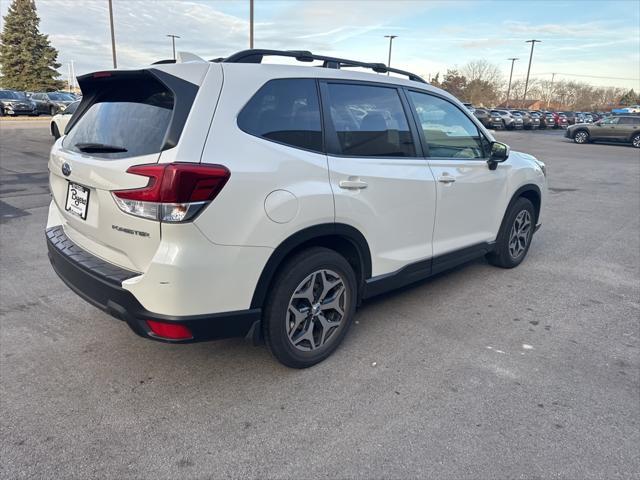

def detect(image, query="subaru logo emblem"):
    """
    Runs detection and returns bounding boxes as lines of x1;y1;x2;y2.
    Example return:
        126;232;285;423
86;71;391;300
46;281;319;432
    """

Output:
61;162;71;177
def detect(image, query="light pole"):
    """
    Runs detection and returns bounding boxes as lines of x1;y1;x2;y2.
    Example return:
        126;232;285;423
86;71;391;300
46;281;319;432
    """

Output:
522;39;541;105
249;0;254;48
384;35;397;75
167;34;180;60
547;72;556;109
108;0;117;68
505;57;519;108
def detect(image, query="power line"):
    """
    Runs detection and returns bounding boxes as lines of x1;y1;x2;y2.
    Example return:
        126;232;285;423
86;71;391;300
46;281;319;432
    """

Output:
513;72;640;81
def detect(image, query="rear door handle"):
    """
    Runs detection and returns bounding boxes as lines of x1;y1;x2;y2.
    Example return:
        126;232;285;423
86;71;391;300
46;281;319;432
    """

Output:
437;176;456;184
339;179;368;190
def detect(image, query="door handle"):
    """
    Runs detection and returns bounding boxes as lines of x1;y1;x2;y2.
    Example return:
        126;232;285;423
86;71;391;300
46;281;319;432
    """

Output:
437;176;456;184
339;179;368;190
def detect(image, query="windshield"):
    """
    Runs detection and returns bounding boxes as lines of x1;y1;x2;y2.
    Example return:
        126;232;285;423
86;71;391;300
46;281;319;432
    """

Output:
0;90;20;100
48;93;75;101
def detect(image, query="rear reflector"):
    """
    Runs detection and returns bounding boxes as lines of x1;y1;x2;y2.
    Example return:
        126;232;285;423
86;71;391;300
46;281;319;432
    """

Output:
146;320;193;340
112;163;230;222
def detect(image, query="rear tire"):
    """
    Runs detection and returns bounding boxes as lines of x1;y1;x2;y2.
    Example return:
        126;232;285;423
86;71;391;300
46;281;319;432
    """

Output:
49;106;56;116
263;247;357;368
573;130;589;144
487;197;536;269
631;133;640;148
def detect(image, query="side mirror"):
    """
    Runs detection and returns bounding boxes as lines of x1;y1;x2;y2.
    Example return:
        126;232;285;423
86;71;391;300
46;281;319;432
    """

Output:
487;141;509;170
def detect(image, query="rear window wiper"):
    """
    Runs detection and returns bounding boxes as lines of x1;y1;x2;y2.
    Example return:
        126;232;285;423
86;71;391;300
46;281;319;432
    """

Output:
75;142;128;153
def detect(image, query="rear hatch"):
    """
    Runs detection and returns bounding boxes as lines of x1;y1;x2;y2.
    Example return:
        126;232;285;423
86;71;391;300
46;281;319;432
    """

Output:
48;68;201;272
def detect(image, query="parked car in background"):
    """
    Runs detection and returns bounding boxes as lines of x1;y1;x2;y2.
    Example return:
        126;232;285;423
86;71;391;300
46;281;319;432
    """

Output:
583;113;594;123
463;102;475;113
575;112;586;124
31;92;76;115
511;110;538;130
540;112;555;129
488;110;505;129
0;90;38;116
473;108;492;128
493;109;523;130
491;110;523;130
566;115;640;147
529;112;547;129
552;112;568;129
561;112;577;125
50;100;80;139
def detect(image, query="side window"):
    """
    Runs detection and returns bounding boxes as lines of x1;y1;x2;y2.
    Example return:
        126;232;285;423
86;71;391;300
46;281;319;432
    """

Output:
324;83;416;157
619;117;638;125
408;91;485;159
238;79;322;152
603;117;619;125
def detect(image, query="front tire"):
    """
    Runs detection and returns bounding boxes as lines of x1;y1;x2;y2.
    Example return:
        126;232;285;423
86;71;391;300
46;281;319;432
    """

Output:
49;106;56;116
51;123;60;139
631;133;640;148
263;247;357;368
573;130;589;144
487;197;536;269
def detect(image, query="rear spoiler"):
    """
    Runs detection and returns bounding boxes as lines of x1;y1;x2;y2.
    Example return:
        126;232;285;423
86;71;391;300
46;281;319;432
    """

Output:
67;69;199;151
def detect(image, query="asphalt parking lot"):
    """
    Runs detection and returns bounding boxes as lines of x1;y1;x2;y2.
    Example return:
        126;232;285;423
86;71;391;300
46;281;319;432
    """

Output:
1;120;639;479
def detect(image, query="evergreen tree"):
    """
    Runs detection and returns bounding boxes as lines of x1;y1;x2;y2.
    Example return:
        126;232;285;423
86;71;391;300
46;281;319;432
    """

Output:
0;0;62;91
619;89;639;106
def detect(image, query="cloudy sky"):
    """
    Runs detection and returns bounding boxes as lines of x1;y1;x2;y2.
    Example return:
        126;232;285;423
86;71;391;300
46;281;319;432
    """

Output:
3;0;639;89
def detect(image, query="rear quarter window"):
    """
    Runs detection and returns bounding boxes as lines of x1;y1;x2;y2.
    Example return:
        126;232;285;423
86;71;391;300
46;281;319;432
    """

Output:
237;78;322;152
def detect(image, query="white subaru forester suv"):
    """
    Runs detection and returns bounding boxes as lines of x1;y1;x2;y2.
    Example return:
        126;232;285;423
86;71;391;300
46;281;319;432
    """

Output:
46;50;546;368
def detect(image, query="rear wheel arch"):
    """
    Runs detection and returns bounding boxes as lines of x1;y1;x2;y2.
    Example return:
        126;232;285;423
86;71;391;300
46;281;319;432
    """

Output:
250;224;372;309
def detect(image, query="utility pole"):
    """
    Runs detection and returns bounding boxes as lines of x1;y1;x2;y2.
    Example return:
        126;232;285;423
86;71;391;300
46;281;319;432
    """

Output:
505;57;519;108
249;0;254;48
167;34;180;60
108;0;117;68
547;72;556;109
522;39;541;105
70;60;75;90
384;35;397;75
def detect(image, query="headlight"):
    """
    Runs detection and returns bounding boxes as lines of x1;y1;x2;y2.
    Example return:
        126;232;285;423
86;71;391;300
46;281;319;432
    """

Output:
535;159;547;177
56;103;67;110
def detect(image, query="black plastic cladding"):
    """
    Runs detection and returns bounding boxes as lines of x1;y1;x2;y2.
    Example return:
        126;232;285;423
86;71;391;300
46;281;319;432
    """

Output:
68;69;198;150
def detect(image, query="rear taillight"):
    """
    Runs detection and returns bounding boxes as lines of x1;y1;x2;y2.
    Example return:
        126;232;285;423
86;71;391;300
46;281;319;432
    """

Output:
112;163;230;222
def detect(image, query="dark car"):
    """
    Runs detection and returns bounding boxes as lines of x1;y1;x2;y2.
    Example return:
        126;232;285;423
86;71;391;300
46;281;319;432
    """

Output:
565;115;640;147
561;112;577;125
0;90;37;116
472;108;492;128
488;110;504;129
30;92;76;115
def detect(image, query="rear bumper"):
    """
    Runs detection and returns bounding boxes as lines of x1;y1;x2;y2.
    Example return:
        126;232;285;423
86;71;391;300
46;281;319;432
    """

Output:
46;226;261;343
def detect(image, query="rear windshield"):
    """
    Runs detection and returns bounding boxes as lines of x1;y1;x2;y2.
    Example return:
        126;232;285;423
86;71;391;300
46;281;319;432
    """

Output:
64;76;174;159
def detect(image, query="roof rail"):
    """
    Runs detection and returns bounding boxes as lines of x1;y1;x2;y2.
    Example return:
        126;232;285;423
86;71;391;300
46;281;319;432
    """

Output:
217;49;427;83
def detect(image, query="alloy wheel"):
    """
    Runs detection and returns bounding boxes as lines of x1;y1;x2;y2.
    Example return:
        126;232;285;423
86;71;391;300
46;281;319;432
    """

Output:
632;135;640;148
286;269;347;352
575;131;588;144
508;210;532;259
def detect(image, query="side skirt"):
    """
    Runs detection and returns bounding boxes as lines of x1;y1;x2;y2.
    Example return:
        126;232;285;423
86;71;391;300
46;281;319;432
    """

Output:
362;242;494;300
